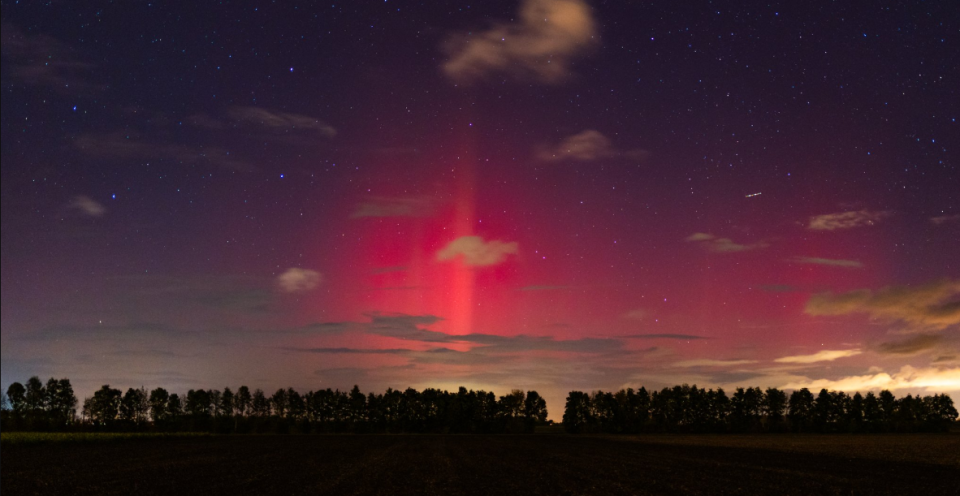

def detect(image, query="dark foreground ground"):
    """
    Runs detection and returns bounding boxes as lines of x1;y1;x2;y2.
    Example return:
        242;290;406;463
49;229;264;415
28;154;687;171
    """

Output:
3;434;959;496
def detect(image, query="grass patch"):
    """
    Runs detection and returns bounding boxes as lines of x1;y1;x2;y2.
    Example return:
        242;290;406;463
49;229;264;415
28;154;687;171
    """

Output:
1;432;212;445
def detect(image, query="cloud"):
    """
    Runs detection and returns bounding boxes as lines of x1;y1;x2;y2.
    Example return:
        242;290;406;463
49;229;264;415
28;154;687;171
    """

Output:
351;197;432;218
930;214;960;225
625;334;709;341
774;349;862;364
808;210;889;231
685;233;715;242
68;196;106;217
875;335;942;356
276;268;322;294
791;257;863;268
442;0;598;84
437;236;518;267
805;280;960;330
686;233;767;253
622;309;648;320
225;107;337;138
458;334;622;354
75;132;254;172
1;22;103;93
673;359;758;368
285;347;410;355
536;130;648;162
107;274;276;314
781;366;960;393
364;313;451;342
359;313;622;354
409;348;511;366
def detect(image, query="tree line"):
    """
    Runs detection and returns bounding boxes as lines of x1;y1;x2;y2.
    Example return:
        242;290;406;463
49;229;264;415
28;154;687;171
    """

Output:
1;377;548;434
5;378;957;435
563;385;958;434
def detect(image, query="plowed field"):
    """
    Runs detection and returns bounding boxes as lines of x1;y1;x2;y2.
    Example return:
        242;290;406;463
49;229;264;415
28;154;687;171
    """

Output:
3;434;957;495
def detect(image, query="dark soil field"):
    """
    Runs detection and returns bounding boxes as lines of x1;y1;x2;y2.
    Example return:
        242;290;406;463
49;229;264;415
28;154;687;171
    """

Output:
3;434;958;495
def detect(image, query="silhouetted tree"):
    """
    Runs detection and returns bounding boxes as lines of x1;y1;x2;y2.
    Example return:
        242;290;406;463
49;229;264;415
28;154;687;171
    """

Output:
288;388;305;421
120;388;149;425
251;389;269;417
149;388;170;423
863;392;881;431
878;389;896;429
220;388;235;415
235;386;252;417
209;390;223;417
847;392;865;432
894;394;919;431
0;391;9;430
167;393;183;420
271;389;289;418
813;389;834;432
7;383;26;416
763;387;787;430
186;389;211;417
927;394;959;431
87;385;122;426
524;391;548;423
25;377;46;425
32;378;78;428
500;390;525;419
709;388;730;431
788;388;815;432
563;391;592;433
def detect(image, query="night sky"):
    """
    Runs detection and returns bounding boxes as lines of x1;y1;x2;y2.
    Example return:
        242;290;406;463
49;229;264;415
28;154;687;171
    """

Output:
2;0;958;415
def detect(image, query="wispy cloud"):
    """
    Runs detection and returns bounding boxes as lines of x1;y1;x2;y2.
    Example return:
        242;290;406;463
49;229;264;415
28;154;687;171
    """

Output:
1;22;103;93
187;107;337;142
781;365;960;393
622;309;649;321
276;268;322;294
930;214;960;225
875;335;942;356
791;257;863;268
75;132;254;172
285;347;410;355
774;349;862;364
686;233;768;253
359;313;623;354
808;210;889;231
536;130;648;162
673;359;757;368
625;334;709;341
805;280;960;330
68;196;107;217
442;0;598;84
437;236;518;267
225;107;337;138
